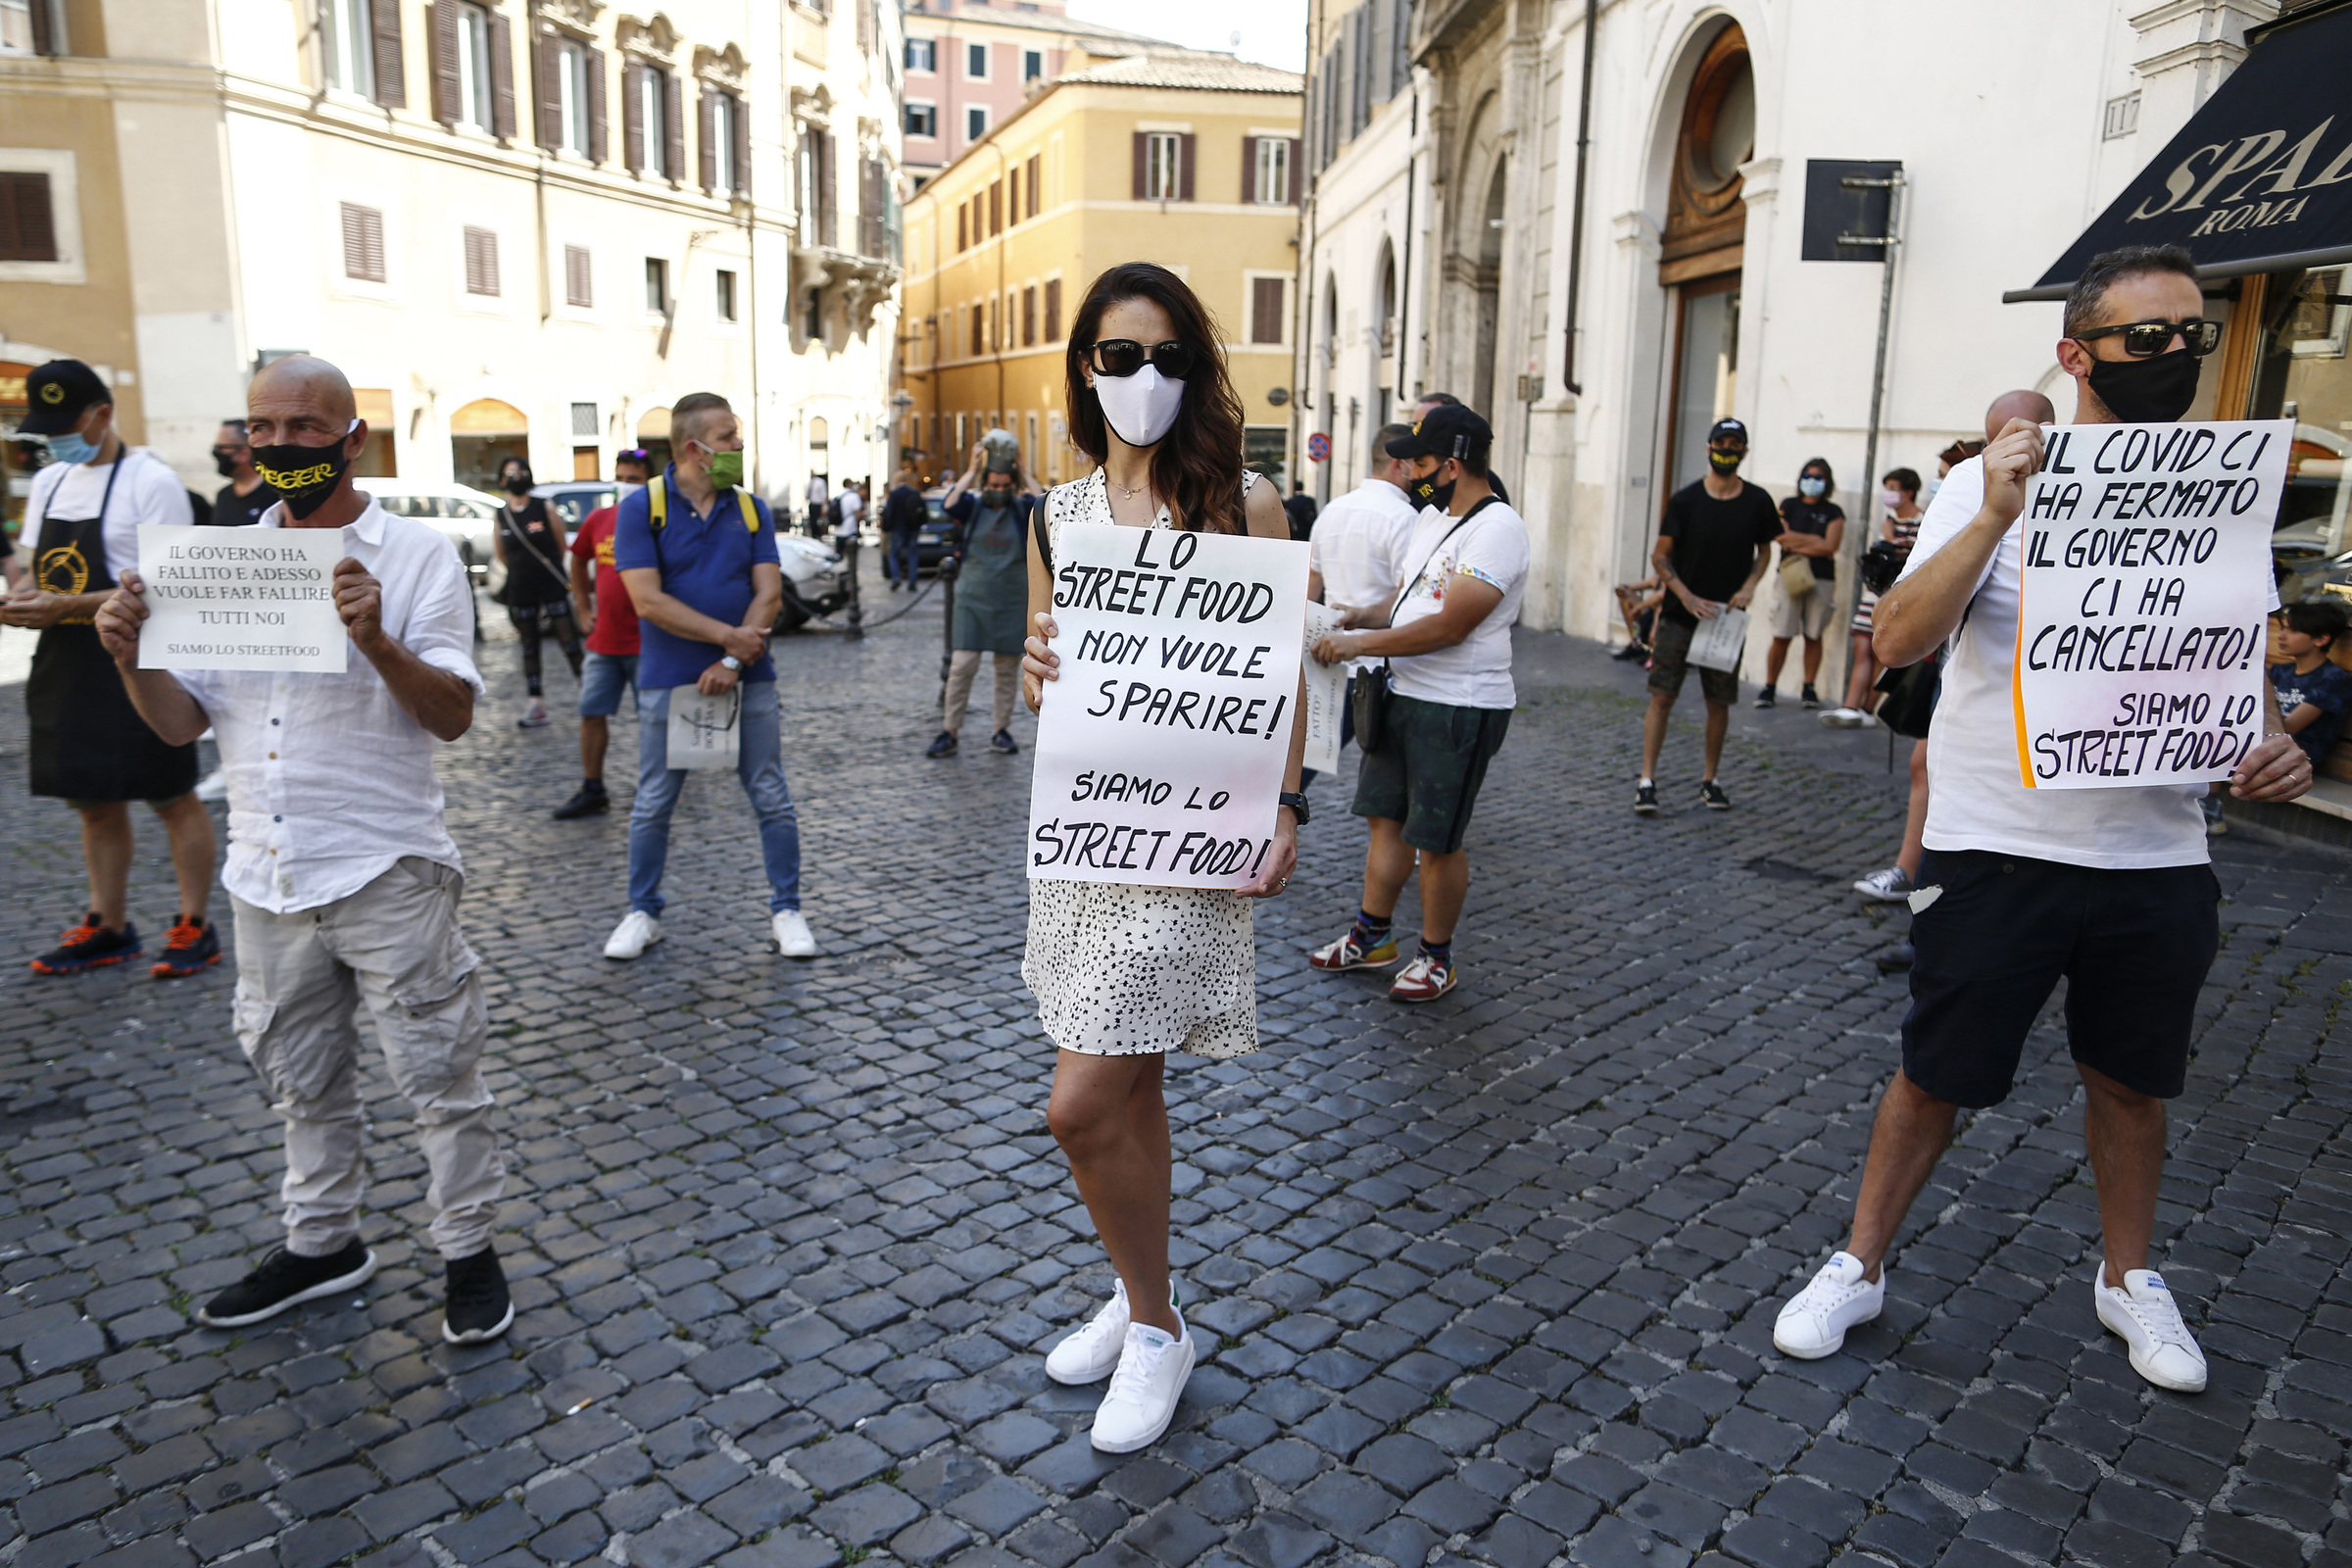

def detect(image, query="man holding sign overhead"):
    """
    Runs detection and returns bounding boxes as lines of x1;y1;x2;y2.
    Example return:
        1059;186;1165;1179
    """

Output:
95;355;514;1347
1772;246;2312;1395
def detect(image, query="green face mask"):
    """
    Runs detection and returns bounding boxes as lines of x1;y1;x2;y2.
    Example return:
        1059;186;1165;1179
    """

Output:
704;448;744;489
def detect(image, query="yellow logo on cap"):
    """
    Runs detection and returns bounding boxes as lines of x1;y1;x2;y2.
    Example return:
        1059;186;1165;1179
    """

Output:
38;382;63;405
1411;419;1423;434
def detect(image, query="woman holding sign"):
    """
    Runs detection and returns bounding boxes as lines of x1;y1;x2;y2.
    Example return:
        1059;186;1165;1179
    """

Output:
1020;263;1306;1454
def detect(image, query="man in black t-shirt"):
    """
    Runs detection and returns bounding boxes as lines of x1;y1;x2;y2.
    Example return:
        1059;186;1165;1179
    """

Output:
209;418;275;528
1284;482;1317;542
1637;417;1778;814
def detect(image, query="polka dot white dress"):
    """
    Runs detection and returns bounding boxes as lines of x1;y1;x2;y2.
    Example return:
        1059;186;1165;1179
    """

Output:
1021;467;1260;1060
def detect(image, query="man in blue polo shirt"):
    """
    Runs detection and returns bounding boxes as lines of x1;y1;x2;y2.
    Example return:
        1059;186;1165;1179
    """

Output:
603;392;814;959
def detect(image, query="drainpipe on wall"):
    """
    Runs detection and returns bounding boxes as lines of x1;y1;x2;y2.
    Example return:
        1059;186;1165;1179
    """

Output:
1394;80;1418;407
1561;0;1595;394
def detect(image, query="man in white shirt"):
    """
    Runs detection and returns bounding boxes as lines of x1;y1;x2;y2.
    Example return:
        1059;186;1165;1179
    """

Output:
1;359;219;980
1305;406;1531;1004
1304;424;1419;770
95;355;514;1348
1770;246;2312;1394
806;471;830;538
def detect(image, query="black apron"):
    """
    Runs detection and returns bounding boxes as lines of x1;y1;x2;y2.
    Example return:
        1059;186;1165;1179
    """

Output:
26;457;200;802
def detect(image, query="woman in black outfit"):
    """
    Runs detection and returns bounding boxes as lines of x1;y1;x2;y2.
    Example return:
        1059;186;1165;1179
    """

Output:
493;458;583;727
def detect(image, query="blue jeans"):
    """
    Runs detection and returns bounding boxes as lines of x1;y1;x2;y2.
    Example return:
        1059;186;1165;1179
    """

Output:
629;680;801;915
887;530;920;584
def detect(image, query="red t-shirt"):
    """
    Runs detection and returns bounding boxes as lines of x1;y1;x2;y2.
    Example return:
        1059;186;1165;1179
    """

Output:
570;506;641;657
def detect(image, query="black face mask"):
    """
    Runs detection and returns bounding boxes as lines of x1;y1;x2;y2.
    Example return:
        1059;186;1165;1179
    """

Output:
504;475;532;496
1410;466;1455;514
2083;347;2201;424
252;434;356;520
212;448;242;478
1708;450;1743;476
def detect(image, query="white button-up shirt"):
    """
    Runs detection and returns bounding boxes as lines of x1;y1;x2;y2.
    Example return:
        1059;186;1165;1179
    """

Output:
172;498;484;913
1308;477;1420;671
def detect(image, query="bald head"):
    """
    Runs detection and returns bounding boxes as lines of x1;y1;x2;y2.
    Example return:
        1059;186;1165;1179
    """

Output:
248;355;360;452
1984;389;2055;443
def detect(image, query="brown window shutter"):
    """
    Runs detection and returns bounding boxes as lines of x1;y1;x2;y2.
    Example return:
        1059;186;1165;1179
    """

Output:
1251;276;1284;343
1242;137;1256;203
464;225;501;295
1045;278;1060;342
698;88;717;192
28;0;52;54
817;130;836;246
489;12;516;138
564;244;592;307
1289;140;1302;205
1006;168;1019;225
586;48;608;161
662;73;685;183
621;61;643;172
428;3;460;124
0;173;59;264
1178;133;1195;201
339;202;385;281
989;179;1001;235
731;92;751;195
533;29;561;150
369;0;406;106
1132;132;1147;200
1026;154;1040;217
1023;286;1036;346
956;204;965;252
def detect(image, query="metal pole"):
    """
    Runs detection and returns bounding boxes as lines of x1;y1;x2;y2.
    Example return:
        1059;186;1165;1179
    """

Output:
1561;0;1596;394
1851;172;1903;585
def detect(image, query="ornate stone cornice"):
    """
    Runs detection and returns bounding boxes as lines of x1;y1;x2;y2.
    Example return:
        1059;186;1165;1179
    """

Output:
693;43;749;87
616;13;681;60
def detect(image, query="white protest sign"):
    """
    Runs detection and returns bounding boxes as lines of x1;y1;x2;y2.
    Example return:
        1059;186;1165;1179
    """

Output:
1299;602;1347;775
666;685;741;769
1687;605;1749;673
1029;521;1309;889
135;524;346;673
2011;419;2286;789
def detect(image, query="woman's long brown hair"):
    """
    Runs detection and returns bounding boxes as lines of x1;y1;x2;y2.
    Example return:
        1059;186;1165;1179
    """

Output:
1063;263;1248;534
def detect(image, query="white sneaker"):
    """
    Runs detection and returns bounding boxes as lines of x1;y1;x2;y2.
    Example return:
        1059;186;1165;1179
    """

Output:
604;910;662;959
1773;1251;1885;1359
1817;707;1870;729
1853;866;1914;902
1047;1279;1132;1385
772;909;815;957
1091;1314;1195;1453
2094;1264;2207;1393
193;768;228;803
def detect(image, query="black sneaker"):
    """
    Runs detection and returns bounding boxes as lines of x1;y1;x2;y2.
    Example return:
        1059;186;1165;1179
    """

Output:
151;917;221;980
990;728;1019;755
30;916;142;975
1801;684;1821;710
1699;780;1732;810
553;783;610;819
197;1240;377;1328
1753;688;1777;710
1611;640;1649;662
925;731;958;758
1634;782;1659;816
443;1249;514;1345
1876;941;1917;973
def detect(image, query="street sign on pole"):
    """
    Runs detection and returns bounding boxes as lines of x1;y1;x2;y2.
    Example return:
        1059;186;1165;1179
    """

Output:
1306;432;1331;464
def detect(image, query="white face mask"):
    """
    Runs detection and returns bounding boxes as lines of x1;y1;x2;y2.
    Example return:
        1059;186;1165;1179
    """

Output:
1798;476;1827;499
1093;363;1186;449
1926;476;1942;499
1882;488;1904;513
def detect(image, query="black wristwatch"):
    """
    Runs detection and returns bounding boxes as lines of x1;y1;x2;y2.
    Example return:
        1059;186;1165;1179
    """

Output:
1278;791;1310;825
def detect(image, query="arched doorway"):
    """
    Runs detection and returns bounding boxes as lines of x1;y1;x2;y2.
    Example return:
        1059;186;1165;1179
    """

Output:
450;398;528;492
1470;159;1508;419
1659;23;1753;496
634;407;673;475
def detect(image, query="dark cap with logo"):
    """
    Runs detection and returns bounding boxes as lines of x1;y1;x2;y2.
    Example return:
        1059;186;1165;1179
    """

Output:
1706;416;1749;448
1387;404;1492;464
17;360;112;437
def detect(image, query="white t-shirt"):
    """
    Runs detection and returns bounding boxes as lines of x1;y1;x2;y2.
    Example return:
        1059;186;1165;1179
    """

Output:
834;489;862;538
1387;499;1531;710
1908;453;2278;870
1310;478;1418;672
27;449;193;580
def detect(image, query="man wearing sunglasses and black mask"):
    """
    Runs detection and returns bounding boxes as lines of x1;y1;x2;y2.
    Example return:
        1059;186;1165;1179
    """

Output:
1770;245;2312;1396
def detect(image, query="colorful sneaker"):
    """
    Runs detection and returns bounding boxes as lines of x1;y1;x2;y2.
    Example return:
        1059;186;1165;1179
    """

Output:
443;1249;514;1346
1773;1251;1885;1359
2094;1264;2206;1393
151;917;221;980
197;1240;377;1328
1091;1314;1195;1452
1389;952;1456;1004
1308;928;1399;971
1853;866;1913;902
517;699;551;729
1634;782;1659;816
1699;780;1732;810
31;916;142;975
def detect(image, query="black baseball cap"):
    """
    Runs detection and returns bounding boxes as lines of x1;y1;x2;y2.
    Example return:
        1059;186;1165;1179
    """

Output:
17;360;111;437
1706;417;1749;448
1387;404;1492;464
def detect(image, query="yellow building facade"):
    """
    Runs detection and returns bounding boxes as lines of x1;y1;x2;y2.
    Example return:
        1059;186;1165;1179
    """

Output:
899;51;1302;490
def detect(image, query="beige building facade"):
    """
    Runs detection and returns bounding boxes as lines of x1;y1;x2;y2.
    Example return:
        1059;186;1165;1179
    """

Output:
0;0;904;522
899;49;1302;487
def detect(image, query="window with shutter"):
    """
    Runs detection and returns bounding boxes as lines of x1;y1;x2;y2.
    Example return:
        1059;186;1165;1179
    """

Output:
488;11;516;137
1369;0;1392;104
730;91;750;195
956;203;965;252
463;225;500;295
1044;278;1060;342
533;27;562;150
1348;7;1370;138
339;201;386;281
371;0;407;106
969;304;981;357
430;2;462;123
698;88;718;191
564;243;591;307
1025;154;1040;217
988;179;1001;235
0;172;58;264
1144;133;1180;201
1178;133;1195;201
1023;286;1036;347
1252;136;1289;204
1250;277;1285;344
323;0;375;95
662;70;684;180
816;129;836;246
621;61;644;172
586;46;607;161
1006;169;1019;226
1392;0;1410;95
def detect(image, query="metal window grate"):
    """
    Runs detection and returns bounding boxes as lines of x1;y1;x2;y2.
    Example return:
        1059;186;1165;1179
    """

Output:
570;402;599;437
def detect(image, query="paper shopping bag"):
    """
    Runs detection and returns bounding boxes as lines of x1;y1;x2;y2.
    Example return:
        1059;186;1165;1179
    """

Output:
1687;607;1748;673
666;685;741;769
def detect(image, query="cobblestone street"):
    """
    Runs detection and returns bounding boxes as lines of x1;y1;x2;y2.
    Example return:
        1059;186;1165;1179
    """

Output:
0;576;2346;1568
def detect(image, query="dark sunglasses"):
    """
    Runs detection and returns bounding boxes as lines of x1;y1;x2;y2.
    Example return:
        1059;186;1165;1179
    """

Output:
2073;318;2223;358
1087;339;1197;379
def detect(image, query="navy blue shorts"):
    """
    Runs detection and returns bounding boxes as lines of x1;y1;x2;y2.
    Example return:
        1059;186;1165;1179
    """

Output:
1900;849;2220;1108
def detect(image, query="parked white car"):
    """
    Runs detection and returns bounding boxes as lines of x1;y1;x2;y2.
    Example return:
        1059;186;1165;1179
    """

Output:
357;481;508;593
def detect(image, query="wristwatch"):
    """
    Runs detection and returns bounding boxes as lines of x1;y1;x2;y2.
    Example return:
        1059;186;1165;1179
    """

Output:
720;655;742;671
1278;791;1310;825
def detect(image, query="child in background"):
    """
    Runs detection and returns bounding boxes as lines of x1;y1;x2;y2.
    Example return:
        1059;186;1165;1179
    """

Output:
2270;599;2352;774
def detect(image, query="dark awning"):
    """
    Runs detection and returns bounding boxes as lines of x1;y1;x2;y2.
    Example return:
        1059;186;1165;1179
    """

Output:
2004;0;2352;303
